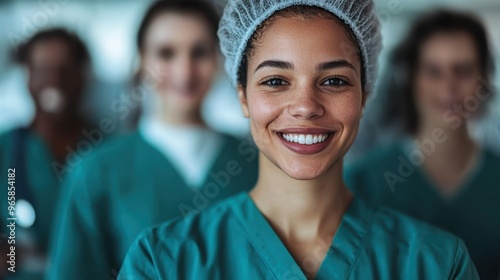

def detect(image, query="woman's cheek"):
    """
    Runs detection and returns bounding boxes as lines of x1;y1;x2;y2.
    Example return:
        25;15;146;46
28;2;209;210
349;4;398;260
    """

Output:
247;94;281;144
198;60;217;85
248;94;281;121
331;94;363;125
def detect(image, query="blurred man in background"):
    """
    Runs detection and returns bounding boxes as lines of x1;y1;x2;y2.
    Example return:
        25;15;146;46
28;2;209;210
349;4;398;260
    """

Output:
0;28;93;279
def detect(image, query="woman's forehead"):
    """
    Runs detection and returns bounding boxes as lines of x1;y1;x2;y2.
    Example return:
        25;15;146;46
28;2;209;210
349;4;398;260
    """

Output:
144;13;213;47
249;16;361;71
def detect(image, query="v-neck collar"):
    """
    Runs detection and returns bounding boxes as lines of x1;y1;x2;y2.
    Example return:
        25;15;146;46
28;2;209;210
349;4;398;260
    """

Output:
138;118;224;188
398;141;487;203
137;131;229;189
230;193;374;280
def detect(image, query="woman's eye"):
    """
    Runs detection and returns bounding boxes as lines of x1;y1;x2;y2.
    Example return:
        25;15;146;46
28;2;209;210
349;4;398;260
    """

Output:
192;47;211;60
263;78;287;87
322;77;348;86
158;47;174;60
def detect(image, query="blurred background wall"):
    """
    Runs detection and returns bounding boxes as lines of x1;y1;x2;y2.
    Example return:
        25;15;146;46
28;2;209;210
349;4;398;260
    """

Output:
0;0;498;154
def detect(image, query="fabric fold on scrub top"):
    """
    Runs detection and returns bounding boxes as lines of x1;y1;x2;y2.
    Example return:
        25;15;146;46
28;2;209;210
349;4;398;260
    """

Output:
118;193;479;280
344;141;500;279
46;129;258;280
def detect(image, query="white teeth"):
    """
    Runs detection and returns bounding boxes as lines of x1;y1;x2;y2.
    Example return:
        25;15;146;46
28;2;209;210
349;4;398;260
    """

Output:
305;135;313;145
281;133;330;145
298;135;305;144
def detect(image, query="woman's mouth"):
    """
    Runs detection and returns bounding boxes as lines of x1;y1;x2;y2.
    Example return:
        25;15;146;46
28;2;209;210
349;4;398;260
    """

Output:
281;133;329;145
277;130;335;154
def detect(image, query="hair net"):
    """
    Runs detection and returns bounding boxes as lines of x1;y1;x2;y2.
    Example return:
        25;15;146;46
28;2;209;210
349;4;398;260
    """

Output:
217;0;381;92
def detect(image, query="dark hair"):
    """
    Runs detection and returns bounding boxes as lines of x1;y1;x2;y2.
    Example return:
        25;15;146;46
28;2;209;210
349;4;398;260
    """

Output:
136;0;220;53
237;5;364;92
15;28;90;66
378;9;495;134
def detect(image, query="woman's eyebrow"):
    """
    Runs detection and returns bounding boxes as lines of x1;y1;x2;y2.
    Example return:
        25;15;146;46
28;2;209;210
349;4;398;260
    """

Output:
254;59;356;73
317;60;356;71
254;60;293;73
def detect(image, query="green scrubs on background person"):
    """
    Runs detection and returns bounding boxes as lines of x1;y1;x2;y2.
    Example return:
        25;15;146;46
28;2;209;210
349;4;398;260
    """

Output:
119;192;477;279
344;141;500;279
47;127;258;280
0;129;60;280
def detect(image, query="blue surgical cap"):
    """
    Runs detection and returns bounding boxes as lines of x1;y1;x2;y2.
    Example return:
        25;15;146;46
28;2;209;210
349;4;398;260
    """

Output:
217;0;382;93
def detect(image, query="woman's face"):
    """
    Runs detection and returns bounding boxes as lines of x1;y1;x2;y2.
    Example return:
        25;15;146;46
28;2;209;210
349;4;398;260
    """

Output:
29;38;86;117
238;16;363;180
414;32;482;128
141;12;218;117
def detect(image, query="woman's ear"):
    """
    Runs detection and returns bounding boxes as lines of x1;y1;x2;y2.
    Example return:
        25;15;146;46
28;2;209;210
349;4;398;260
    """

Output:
237;84;250;118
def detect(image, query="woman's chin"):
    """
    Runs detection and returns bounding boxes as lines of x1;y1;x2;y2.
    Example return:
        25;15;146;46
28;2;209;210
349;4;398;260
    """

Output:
280;164;327;181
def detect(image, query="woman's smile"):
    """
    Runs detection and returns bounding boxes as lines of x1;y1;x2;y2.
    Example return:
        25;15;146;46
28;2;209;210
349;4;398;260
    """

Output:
276;128;336;154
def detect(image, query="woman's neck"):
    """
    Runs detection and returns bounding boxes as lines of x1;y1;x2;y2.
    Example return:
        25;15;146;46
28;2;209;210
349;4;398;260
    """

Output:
415;122;478;194
31;112;87;162
250;153;352;240
415;122;476;166
156;108;206;127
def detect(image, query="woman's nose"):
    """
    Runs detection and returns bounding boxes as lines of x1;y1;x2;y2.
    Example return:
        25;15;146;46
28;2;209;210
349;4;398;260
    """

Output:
173;54;195;84
286;87;325;120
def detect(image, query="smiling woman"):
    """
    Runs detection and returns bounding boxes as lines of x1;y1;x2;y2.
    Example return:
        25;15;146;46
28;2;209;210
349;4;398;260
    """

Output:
118;1;480;279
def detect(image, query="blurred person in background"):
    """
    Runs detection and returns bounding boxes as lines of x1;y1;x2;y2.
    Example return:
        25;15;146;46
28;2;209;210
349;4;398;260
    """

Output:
345;10;500;279
46;1;258;279
0;28;93;280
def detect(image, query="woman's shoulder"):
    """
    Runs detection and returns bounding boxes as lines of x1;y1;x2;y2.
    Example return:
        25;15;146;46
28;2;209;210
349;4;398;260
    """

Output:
344;142;404;197
68;130;150;174
370;201;460;244
483;148;500;168
357;199;478;278
346;142;404;172
119;193;248;279
367;200;468;260
85;130;143;158
137;192;247;246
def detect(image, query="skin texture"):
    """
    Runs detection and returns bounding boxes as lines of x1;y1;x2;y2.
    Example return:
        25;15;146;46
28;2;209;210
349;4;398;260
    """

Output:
238;16;363;278
140;12;218;126
413;32;482;195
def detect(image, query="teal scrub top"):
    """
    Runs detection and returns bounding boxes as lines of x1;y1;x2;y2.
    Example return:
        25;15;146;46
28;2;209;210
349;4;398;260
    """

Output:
118;192;479;280
344;142;500;279
0;129;61;280
46;131;258;280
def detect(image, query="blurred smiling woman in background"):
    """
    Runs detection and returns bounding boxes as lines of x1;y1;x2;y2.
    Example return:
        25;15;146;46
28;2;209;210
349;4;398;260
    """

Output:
345;10;500;279
119;1;479;279
47;1;257;279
